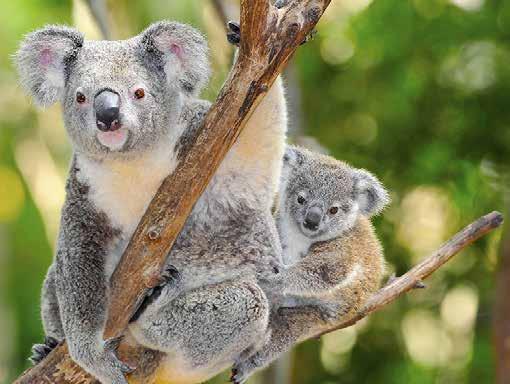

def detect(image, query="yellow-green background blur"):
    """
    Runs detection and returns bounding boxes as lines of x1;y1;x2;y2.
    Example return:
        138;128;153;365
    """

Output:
0;0;509;383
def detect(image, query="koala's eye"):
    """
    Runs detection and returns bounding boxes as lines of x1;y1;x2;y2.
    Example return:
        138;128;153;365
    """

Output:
329;206;339;215
76;92;86;104
134;88;145;99
297;195;306;205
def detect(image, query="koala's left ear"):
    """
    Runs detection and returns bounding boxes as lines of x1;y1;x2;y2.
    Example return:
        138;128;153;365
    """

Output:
353;169;390;217
283;145;305;168
15;25;84;107
139;21;210;96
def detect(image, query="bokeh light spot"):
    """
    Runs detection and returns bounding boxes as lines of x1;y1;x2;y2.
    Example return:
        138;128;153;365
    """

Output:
441;285;479;334
439;41;497;93
397;186;455;261
402;309;453;367
449;0;484;12
0;166;25;222
321;35;355;65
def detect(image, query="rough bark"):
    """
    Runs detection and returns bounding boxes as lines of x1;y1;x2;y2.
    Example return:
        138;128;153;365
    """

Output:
13;0;332;382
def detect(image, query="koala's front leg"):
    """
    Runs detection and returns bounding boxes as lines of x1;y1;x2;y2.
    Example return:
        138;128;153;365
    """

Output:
53;172;132;384
263;252;352;300
55;252;133;384
30;265;64;364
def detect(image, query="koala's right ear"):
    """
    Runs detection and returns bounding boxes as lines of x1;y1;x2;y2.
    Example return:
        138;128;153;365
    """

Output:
138;21;210;96
15;25;84;107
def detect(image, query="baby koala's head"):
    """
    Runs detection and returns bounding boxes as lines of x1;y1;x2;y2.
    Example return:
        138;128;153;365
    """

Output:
279;146;390;242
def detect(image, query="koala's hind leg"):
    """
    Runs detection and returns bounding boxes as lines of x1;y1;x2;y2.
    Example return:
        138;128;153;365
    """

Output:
129;281;270;382
231;306;325;384
31;265;64;364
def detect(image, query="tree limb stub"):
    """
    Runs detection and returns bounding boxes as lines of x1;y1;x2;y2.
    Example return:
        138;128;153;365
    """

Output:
314;210;504;338
13;1;331;383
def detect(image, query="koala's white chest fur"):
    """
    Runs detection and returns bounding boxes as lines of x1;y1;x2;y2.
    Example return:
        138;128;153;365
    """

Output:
76;143;179;275
279;220;312;266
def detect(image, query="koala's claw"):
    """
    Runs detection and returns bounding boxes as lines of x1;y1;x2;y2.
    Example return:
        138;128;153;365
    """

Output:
300;29;317;45
226;21;240;46
104;336;135;374
104;336;123;353
130;264;182;323
29;336;60;365
160;264;181;283
230;356;260;384
229;368;246;384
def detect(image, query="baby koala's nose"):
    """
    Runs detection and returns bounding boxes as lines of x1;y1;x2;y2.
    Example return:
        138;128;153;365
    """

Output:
304;207;322;231
94;90;121;131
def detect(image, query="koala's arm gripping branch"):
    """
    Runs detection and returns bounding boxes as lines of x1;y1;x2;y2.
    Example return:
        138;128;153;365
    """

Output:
13;1;331;383
313;210;504;338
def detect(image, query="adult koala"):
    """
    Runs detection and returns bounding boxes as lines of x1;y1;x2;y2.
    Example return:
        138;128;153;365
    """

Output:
16;21;286;384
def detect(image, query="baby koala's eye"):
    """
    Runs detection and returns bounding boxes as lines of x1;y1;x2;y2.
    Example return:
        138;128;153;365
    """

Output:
297;195;306;205
329;206;339;215
134;88;145;99
76;92;86;104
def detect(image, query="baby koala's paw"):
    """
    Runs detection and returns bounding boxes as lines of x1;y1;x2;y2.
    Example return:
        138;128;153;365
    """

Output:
130;264;182;323
230;356;261;384
29;336;60;365
317;300;345;322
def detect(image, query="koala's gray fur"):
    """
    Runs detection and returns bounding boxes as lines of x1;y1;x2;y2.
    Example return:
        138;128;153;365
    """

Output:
230;146;389;383
16;21;287;384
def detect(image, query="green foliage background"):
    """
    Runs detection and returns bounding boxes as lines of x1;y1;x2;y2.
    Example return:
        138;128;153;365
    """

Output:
0;0;508;383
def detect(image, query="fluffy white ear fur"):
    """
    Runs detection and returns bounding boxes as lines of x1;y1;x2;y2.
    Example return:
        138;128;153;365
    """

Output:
15;25;83;107
283;145;307;168
353;169;390;217
139;21;210;96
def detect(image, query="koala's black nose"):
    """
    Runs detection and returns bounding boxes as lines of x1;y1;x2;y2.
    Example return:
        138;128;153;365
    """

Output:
94;90;120;131
304;207;322;231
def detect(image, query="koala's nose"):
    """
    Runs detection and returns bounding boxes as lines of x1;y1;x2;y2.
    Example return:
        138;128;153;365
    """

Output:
304;206;322;231
94;90;121;131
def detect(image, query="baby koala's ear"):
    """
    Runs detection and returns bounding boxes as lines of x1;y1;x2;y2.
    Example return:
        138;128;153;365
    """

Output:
15;25;84;107
138;21;210;96
353;169;390;217
283;145;305;169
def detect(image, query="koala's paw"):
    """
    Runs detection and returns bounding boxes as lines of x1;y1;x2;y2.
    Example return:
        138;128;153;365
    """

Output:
226;21;240;46
29;336;60;365
130;265;182;323
230;356;262;384
317;301;344;322
72;338;134;384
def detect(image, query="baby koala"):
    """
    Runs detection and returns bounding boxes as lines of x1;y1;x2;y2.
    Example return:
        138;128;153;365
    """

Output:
230;145;389;383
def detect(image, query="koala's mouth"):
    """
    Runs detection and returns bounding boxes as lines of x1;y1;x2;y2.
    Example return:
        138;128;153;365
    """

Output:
97;127;129;151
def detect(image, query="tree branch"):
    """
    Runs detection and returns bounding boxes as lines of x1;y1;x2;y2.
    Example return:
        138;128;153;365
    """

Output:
13;1;331;383
211;0;238;26
85;0;111;39
314;211;504;338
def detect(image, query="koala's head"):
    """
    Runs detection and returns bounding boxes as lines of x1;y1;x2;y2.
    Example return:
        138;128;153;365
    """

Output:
280;146;390;241
15;22;210;160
